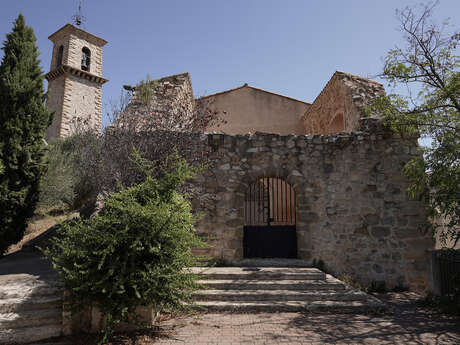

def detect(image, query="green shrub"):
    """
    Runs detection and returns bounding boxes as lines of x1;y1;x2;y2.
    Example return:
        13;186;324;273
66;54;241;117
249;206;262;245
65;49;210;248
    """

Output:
44;152;203;343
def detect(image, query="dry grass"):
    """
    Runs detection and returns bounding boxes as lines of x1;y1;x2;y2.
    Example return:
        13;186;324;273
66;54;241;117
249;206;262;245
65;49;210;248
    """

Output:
6;213;77;255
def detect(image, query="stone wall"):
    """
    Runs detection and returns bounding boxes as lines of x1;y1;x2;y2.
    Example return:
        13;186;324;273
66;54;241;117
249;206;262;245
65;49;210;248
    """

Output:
45;75;66;140
303;71;385;134
46;24;107;140
49;36;70;71
49;26;105;77
188;118;433;291
60;75;102;136
67;34;103;76
119;73;195;131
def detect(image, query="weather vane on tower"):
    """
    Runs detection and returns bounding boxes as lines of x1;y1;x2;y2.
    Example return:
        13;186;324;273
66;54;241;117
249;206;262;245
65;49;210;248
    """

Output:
71;0;86;27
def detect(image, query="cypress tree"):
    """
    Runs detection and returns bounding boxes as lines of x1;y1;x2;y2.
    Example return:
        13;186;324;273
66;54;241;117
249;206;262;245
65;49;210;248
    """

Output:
0;14;53;254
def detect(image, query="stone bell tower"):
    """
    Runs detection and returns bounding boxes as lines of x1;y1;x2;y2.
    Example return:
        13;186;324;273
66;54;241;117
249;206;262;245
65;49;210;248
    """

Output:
45;24;108;140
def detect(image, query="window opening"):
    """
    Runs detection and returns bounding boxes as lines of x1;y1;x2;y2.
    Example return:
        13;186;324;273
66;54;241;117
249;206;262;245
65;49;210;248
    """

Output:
81;47;91;72
56;45;64;67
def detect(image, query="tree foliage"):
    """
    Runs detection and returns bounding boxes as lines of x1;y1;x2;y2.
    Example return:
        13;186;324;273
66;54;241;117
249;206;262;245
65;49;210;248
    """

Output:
372;1;459;246
0;14;53;254
44;152;203;343
36;139;76;214
37;130;102;214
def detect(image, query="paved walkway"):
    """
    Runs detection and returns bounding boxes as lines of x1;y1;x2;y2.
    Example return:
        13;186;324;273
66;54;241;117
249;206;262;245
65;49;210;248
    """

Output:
151;293;459;345
34;292;460;345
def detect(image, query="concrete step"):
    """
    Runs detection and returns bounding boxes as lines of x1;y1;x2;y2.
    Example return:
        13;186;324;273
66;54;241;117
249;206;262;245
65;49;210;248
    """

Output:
191;267;326;280
0;282;62;300
0;309;61;330
194;289;370;302
194;300;384;312
0;295;62;313
198;279;346;291
0;324;62;344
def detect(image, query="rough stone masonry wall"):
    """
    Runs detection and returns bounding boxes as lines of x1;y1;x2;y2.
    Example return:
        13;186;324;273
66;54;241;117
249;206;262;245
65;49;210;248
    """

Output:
192;118;433;292
121;73;195;131
303;71;385;134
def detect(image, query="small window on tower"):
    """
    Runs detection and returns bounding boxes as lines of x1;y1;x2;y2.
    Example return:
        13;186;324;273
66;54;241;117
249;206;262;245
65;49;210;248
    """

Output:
56;45;64;67
81;47;91;72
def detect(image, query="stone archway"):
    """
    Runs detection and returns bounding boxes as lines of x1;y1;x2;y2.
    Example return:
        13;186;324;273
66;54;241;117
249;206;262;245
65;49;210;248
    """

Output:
243;177;297;258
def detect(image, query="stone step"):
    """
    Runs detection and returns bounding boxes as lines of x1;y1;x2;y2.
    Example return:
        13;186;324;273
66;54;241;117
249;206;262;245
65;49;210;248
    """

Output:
194;289;370;302
0;324;62;344
0;308;61;330
0;282;62;300
194;300;384;312
233;259;312;267
198;279;346;291
0;295;62;313
191;267;326;280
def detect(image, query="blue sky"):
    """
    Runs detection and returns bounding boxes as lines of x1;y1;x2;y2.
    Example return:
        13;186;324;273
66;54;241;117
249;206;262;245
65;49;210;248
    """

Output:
1;0;459;128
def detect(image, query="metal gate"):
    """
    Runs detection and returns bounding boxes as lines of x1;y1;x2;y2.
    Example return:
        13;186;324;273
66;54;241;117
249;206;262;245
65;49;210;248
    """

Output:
243;177;297;258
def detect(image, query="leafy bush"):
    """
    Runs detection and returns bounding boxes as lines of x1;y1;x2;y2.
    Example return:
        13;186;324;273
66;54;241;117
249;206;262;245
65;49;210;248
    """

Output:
370;2;460;247
44;152;203;342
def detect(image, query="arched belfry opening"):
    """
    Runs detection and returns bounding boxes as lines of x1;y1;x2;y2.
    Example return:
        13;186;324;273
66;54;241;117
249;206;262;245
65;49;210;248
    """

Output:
243;177;297;258
56;45;64;68
81;47;91;71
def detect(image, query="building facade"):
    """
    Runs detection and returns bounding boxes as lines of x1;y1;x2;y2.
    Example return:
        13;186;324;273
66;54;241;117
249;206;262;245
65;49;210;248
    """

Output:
46;25;434;292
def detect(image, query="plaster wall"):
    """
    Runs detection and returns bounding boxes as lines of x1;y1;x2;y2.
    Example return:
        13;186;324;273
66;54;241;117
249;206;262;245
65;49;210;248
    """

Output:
203;87;310;135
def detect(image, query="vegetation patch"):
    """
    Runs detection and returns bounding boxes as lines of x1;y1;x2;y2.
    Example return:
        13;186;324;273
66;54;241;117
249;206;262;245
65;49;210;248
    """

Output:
44;152;204;343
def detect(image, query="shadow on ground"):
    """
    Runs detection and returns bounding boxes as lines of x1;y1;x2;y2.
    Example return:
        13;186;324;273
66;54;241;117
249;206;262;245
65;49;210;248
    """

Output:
276;293;460;344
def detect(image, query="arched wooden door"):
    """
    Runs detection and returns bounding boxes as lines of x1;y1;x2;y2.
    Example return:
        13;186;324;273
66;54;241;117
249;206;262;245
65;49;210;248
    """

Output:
243;177;297;258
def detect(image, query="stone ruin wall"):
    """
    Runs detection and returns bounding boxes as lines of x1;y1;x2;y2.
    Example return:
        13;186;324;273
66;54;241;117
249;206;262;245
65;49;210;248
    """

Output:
187;118;433;292
121;73;195;131
303;72;385;134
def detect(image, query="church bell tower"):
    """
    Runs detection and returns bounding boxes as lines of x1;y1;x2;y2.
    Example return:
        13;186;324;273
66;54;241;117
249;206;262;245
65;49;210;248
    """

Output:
45;24;108;140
